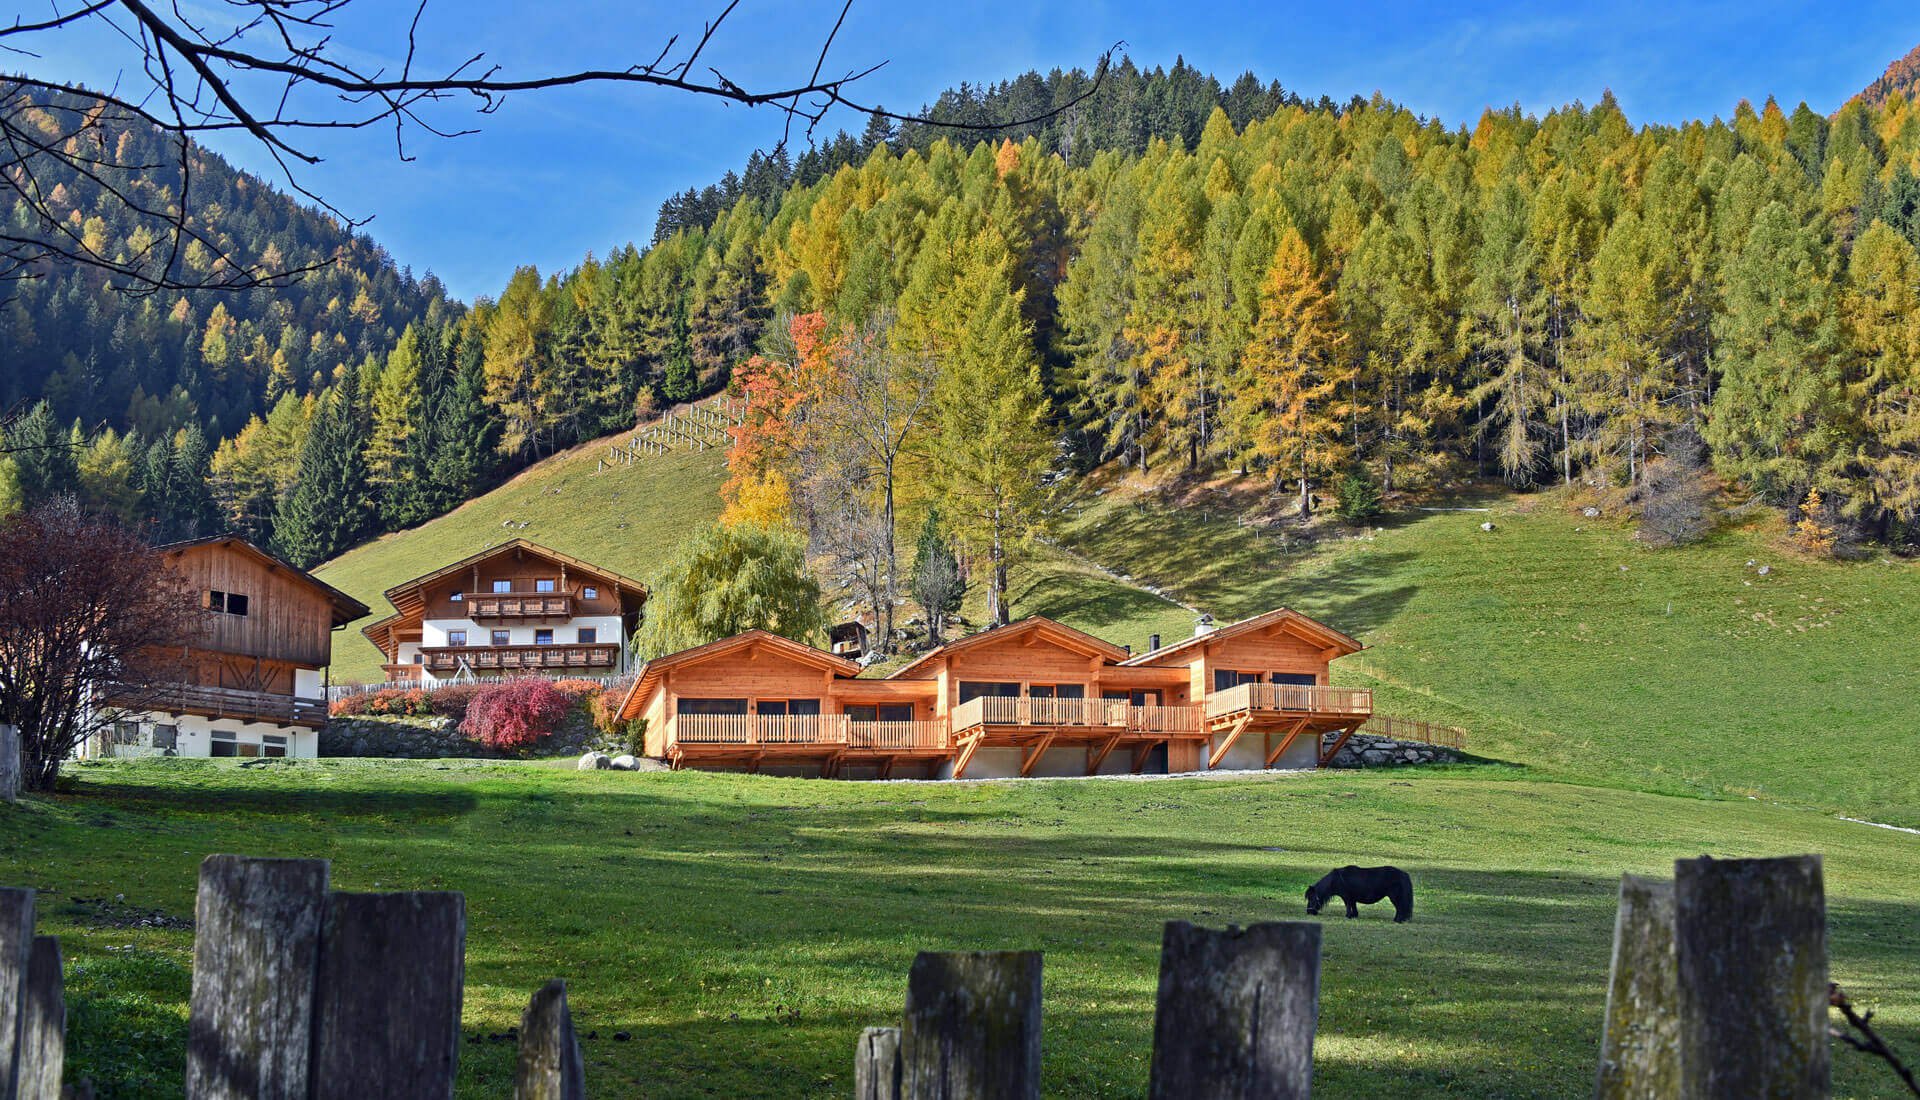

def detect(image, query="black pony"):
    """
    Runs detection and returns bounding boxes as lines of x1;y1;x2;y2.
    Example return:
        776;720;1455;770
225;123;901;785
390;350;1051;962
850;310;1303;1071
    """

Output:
1305;865;1414;922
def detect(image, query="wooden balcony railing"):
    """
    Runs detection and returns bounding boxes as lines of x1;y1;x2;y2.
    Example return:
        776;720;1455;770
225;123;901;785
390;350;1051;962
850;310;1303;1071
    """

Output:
847;720;947;751
1359;714;1467;751
675;714;845;745
1204;681;1373;720
463;592;574;620
103;682;328;728
951;695;1127;732
1126;704;1204;736
421;643;620;673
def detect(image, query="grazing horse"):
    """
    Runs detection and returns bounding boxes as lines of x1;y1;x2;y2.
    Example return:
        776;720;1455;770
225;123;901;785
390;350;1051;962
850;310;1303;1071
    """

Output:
1305;865;1414;922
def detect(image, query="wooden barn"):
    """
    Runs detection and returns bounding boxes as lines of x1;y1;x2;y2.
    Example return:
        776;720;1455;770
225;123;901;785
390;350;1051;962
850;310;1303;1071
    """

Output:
615;607;1407;779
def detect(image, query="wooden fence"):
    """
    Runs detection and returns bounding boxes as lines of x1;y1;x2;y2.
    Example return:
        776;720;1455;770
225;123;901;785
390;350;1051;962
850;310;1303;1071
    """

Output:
0;853;1867;1097
597;399;745;471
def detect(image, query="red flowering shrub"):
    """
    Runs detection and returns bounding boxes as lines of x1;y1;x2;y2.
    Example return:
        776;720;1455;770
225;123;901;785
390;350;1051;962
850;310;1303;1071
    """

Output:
329;693;369;717
460;679;571;753
424;683;486;722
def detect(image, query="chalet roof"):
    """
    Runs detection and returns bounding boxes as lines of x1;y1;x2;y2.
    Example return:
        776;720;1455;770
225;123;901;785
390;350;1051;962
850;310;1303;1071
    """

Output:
1118;607;1363;666
378;539;648;608
157;535;369;627
617;629;858;720
886;616;1132;680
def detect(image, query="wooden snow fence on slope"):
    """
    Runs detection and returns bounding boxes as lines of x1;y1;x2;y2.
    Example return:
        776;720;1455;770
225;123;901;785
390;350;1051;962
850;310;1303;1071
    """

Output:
0;853;1856;1097
597;399;745;470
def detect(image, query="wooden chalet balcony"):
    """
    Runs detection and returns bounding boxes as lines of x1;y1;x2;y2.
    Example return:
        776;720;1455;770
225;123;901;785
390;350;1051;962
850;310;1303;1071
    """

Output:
463;592;574;621
673;715;949;751
950;695;1128;733
847;719;948;751
1126;704;1205;737
1204;682;1373;722
420;643;620;673
105;681;327;729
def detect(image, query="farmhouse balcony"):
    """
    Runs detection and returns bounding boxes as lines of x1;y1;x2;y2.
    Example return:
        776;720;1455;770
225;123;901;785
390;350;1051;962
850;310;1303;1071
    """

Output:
105;681;328;729
672;715;948;751
950;695;1129;734
463;592;574;621
1204;682;1373;723
420;643;620;673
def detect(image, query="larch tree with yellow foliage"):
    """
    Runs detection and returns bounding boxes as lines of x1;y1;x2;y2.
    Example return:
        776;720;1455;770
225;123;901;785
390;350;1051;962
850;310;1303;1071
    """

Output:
1232;227;1352;522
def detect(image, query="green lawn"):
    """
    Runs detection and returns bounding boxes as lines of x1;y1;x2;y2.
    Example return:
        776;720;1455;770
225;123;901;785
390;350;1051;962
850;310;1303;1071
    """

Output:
1047;482;1920;828
5;760;1916;1098
315;441;725;682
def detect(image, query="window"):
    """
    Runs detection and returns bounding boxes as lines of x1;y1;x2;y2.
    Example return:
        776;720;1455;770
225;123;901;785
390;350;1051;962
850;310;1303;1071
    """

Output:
262;735;288;759
1213;669;1263;692
679;698;748;716
1271;673;1317;687
491;630;511;646
534;629;554;645
211;730;238;758
206;590;250;616
958;681;1021;704
151;724;177;751
582;586;598;600
1029;683;1085;699
492;580;512;593
413;654;424;664
447;630;467;647
847;704;914;722
757;699;821;716
577;627;597;644
535;578;556;593
450;590;463;602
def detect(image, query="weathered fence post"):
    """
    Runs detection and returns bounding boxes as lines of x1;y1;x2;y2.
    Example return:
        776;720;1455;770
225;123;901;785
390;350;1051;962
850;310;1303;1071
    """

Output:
1;887;35;1100
900;951;1042;1100
19;936;63;1100
854;1027;901;1100
185;856;330;1100
1594;875;1679;1098
1673;855;1828;1099
0;724;19;805
515;979;586;1100
1147;921;1322;1100
311;891;465;1098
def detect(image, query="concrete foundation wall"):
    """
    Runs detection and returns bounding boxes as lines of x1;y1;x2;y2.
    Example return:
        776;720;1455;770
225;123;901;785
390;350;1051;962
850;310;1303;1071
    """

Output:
91;711;318;759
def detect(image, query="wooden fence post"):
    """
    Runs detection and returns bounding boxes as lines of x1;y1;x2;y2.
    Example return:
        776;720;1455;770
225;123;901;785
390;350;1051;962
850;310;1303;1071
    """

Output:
311;892;465;1098
900;951;1042;1100
1;887;34;1100
514;979;586;1100
854;1027;901;1100
18;937;62;1100
0;724;19;805
1594;876;1679;1098
185;856;330;1100
1147;921;1322;1100
1673;855;1828;1099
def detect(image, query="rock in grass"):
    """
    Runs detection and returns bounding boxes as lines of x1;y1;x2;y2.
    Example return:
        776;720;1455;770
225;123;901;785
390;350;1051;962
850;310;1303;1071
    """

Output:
610;755;639;771
577;752;611;771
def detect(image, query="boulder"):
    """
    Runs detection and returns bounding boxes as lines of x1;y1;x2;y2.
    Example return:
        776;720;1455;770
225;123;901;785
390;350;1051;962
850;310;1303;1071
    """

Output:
1479;521;1496;531
1583;507;1600;518
609;754;639;771
578;751;611;771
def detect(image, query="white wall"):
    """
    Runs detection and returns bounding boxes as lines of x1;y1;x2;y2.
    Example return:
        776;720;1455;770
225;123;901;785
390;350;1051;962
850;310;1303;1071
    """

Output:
421;614;623;649
87;711;319;759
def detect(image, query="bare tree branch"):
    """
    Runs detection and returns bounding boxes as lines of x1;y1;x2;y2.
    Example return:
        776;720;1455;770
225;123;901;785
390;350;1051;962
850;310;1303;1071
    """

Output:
1;0;1119;294
1831;983;1920;1097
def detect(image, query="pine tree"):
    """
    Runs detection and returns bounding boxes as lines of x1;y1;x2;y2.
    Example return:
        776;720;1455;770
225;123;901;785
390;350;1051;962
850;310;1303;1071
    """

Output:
6;401;78;507
1231;228;1351;520
275;371;373;567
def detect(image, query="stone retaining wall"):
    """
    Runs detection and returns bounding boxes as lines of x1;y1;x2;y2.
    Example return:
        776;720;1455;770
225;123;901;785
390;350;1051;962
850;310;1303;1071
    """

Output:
1321;731;1460;769
320;711;597;759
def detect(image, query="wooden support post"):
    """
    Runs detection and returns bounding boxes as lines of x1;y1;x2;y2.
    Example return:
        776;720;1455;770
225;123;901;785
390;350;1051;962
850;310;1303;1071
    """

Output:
1019;734;1057;778
901;951;1042;1100
1088;733;1124;775
1594;875;1679;1099
514;980;586;1100
1208;716;1251;769
854;1026;901;1100
0;723;18;804
311;892;465;1099
0;888;34;1100
18;936;63;1100
1147;921;1321;1100
1317;726;1357;768
186;856;330;1100
952;733;984;779
1673;855;1828;1099
1266;720;1310;769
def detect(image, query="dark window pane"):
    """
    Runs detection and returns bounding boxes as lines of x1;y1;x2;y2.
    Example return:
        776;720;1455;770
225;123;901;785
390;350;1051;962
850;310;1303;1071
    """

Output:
534;630;553;645
211;739;238;758
1272;673;1317;686
226;593;249;617
787;699;821;716
680;698;748;716
577;628;597;644
846;704;878;722
491;631;510;646
958;681;1020;703
878;704;914;722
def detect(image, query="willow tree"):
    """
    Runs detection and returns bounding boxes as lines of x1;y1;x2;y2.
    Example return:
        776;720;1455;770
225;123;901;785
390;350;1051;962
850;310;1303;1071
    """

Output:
635;521;826;658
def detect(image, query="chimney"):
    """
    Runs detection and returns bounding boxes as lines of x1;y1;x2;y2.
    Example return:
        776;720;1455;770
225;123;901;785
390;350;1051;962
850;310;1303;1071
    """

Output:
1147;633;1161;652
1193;614;1216;638
1123;643;1132;656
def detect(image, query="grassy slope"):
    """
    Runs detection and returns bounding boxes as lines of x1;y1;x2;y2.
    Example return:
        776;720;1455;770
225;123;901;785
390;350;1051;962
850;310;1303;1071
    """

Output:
8;761;1917;1098
314;441;726;682
1042;479;1920;827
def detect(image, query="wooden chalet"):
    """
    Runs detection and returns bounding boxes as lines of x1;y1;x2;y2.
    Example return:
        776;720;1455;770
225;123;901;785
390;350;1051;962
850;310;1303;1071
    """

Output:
93;536;368;758
615;607;1408;780
362;540;647;683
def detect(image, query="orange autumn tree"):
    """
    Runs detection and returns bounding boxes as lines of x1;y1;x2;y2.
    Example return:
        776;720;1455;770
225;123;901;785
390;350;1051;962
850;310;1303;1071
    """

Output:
1232;226;1353;522
720;312;839;529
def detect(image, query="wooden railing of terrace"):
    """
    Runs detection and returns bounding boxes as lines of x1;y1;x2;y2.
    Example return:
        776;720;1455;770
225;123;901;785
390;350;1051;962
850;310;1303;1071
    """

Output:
463;592;574;620
1126;704;1205;736
847;720;948;751
106;681;328;728
674;714;849;746
421;643;620;673
950;696;1128;732
1204;682;1373;721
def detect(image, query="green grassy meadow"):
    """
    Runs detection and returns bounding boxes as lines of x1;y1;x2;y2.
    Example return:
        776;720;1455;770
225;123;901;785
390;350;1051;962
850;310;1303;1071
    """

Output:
7;760;1918;1098
314;441;725;681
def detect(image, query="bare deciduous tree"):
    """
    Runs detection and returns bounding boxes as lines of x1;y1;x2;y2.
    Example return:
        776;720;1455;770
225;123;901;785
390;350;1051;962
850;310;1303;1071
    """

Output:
1;1;1115;292
0;497;199;790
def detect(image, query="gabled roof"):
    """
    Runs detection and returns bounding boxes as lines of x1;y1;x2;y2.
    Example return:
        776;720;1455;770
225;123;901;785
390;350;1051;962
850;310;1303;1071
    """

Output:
886;616;1132;680
379;538;648;610
158;535;369;627
1119;607;1363;666
617;630;859;720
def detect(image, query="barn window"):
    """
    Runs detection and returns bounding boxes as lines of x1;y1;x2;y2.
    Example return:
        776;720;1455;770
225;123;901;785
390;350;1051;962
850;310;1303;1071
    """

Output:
536;578;556;593
582;586;598;600
450;590;464;602
206;590;250;616
226;593;249;617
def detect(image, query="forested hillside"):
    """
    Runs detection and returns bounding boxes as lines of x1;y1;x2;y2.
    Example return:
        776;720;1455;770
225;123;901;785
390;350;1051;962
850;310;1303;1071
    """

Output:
1855;44;1920;110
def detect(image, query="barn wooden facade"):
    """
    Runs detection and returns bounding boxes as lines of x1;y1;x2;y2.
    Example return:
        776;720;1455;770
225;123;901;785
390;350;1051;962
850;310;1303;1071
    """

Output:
362;540;647;684
93;537;368;759
616;608;1412;779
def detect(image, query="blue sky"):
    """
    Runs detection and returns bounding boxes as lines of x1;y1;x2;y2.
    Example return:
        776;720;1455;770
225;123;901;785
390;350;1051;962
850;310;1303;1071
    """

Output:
20;1;1920;300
